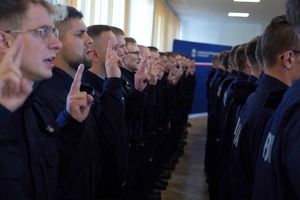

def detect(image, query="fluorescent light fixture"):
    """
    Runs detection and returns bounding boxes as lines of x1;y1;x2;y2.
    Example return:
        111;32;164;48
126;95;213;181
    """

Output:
234;0;260;2
228;12;249;17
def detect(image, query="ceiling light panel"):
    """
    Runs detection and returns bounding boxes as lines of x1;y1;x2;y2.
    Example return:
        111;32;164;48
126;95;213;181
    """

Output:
228;12;250;17
234;0;260;2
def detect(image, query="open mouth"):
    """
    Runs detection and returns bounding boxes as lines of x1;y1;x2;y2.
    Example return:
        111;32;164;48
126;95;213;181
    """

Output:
44;57;55;63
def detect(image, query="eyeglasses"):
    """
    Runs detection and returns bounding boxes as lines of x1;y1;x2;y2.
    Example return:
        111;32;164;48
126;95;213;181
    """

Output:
292;50;300;54
4;26;59;43
127;51;141;56
280;50;300;58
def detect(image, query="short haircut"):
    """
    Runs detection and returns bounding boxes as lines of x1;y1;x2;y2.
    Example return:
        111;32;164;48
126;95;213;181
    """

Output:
218;51;227;63
166;52;176;58
159;52;167;57
54;5;83;40
87;25;111;39
220;50;230;70
212;54;219;63
235;43;248;71
181;53;187;58
245;36;260;68
148;46;159;53
286;0;300;38
261;15;300;67
124;37;137;45
0;0;53;30
110;26;125;36
255;36;264;66
229;45;240;68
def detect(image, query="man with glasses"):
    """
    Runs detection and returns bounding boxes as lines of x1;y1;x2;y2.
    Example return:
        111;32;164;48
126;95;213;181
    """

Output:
230;15;300;200
0;1;92;199
252;1;300;199
124;37;142;72
33;5;95;200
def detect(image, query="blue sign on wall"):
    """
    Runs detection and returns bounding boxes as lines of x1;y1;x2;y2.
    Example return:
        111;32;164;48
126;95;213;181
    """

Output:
173;39;232;114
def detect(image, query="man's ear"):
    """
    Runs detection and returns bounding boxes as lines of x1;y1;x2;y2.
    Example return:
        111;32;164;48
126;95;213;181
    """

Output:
283;51;293;69
246;59;251;68
89;49;99;63
0;31;12;53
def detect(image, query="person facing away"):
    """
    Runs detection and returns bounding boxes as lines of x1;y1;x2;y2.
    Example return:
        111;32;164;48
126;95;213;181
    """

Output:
230;14;300;200
252;1;300;199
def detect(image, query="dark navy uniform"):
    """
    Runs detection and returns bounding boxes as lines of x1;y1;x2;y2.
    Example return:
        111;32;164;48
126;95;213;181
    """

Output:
206;68;217;101
247;74;258;84
205;68;222;178
221;71;249;115
230;73;288;200
218;71;249;166
120;67;145;145
82;70;128;199
34;67;95;199
218;79;257;200
0;93;84;200
206;69;228;200
119;66;146;200
252;84;296;200
218;69;238;138
35;68;127;199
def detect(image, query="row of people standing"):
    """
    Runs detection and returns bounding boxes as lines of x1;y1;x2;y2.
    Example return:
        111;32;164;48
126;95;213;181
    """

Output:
205;3;300;199
0;1;196;200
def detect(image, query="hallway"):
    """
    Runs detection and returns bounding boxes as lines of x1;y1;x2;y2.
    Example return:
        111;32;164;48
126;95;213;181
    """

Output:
161;114;209;200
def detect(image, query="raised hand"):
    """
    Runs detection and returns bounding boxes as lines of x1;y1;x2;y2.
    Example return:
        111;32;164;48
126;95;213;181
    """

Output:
175;68;182;81
156;65;164;80
105;40;122;78
148;63;159;85
167;68;180;85
0;35;32;112
66;64;93;122
134;54;150;92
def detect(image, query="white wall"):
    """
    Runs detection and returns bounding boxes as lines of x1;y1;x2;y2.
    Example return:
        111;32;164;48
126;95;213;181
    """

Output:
180;20;266;46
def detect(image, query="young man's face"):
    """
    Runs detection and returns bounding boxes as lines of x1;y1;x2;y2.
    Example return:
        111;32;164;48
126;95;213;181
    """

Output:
124;42;141;71
59;18;93;70
160;55;167;70
175;55;182;67
14;2;62;81
92;30;119;68
115;35;128;63
150;51;159;66
191;59;195;66
139;46;151;66
166;56;176;72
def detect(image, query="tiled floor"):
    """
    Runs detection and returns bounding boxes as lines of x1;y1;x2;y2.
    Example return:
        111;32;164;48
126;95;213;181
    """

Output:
161;114;209;200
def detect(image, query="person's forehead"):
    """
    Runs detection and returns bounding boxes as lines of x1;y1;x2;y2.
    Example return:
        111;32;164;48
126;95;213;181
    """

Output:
100;31;117;43
22;2;55;29
68;18;87;32
140;47;151;56
151;51;159;58
115;35;125;45
168;56;175;61
127;42;138;51
160;56;167;61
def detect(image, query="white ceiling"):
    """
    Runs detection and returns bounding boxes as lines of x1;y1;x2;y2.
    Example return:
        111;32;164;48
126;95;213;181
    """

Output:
165;0;287;25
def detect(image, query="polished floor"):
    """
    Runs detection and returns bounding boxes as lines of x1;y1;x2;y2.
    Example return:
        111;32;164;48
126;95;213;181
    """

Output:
161;113;209;200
